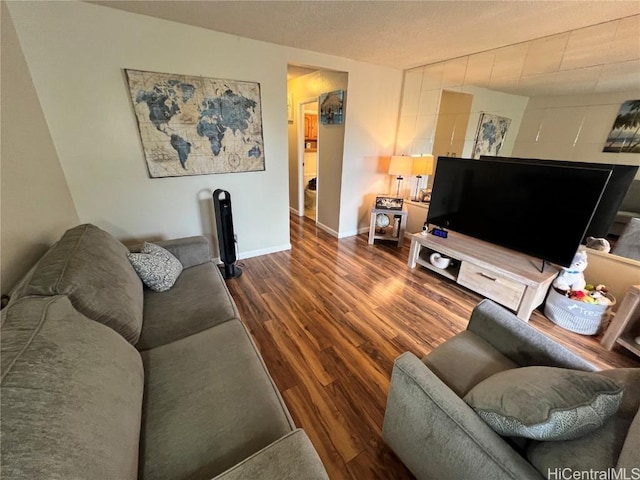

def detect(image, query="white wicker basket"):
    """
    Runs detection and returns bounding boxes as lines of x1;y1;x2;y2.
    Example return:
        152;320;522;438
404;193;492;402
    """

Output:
544;288;616;335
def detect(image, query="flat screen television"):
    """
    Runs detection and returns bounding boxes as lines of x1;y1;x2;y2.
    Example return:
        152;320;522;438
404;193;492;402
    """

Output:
479;155;638;239
427;157;612;267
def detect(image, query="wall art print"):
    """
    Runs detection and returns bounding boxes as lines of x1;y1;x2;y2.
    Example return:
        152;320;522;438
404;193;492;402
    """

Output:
603;100;640;153
125;69;265;178
287;91;294;123
319;90;344;125
472;113;511;159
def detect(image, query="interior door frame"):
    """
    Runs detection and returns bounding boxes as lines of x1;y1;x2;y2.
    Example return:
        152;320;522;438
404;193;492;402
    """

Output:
298;97;319;218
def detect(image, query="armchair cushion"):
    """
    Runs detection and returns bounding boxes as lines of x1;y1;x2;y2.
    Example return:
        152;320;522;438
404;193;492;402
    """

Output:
526;368;640;475
383;352;543;480
526;412;633;475
423;330;518;397
464;367;624;441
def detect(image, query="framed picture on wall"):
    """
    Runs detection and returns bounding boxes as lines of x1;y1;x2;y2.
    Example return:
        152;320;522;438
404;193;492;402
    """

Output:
472;113;511;158
287;91;294;123
603;100;640;153
319;90;344;125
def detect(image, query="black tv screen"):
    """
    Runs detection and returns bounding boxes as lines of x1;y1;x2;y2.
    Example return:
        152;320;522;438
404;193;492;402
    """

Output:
479;156;638;239
427;157;611;267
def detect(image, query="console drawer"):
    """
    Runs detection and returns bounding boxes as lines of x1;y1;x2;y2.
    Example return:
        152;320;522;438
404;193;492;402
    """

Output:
457;262;525;311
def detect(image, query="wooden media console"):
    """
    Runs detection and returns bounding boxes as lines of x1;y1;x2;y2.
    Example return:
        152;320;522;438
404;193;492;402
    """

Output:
408;231;561;321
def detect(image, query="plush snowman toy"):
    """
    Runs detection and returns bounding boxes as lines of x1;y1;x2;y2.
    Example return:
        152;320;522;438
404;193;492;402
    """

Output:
553;249;588;293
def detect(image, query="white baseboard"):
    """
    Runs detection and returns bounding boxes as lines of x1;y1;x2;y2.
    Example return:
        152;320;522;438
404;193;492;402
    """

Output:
238;243;292;260
315;223;368;239
315;222;339;238
289;206;300;216
337;229;359;239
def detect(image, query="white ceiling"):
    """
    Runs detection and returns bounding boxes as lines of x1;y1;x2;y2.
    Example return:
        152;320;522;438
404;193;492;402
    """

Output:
90;1;640;95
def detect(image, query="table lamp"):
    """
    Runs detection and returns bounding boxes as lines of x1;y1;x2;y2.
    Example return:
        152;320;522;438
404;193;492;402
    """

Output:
411;154;434;201
388;155;413;197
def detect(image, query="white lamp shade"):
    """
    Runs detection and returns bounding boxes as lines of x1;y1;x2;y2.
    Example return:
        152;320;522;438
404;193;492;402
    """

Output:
412;154;434;176
388;155;413;177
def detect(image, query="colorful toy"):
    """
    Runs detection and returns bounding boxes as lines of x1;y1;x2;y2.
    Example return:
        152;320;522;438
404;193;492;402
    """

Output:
588;289;613;306
568;290;585;300
553;249;588;293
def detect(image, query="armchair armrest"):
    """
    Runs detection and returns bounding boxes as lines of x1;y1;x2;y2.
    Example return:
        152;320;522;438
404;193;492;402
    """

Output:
128;236;211;268
213;429;329;480
383;352;543;480
467;299;597;371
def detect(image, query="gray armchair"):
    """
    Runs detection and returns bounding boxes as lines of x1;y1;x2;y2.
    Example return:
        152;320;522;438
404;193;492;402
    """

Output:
383;300;639;480
610;179;640;237
612;217;640;261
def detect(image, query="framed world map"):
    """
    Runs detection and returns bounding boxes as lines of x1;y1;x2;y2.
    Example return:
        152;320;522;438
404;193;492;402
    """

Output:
125;69;265;178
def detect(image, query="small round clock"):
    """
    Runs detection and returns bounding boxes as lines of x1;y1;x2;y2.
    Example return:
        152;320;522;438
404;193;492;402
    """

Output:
375;213;390;229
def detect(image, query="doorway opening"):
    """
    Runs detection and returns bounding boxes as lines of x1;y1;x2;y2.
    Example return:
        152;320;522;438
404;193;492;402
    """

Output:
287;65;348;235
301;101;318;221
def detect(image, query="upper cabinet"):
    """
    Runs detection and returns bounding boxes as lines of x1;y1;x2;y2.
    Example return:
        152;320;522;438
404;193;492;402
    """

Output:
432;90;473;160
304;113;318;140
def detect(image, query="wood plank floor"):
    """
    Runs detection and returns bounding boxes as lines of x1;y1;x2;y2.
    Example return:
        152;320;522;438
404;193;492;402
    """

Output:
227;214;639;480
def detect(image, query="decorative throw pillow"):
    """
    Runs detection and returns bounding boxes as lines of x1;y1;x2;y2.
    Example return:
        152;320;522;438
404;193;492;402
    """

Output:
463;366;624;441
127;242;183;292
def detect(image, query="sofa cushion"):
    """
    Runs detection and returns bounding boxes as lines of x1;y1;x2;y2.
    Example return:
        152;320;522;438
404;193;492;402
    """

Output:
1;295;144;479
213;429;329;480
136;261;239;350
23;224;144;344
129;236;212;269
139;318;295;480
464;367;624;441
423;330;518;397
128;242;183;292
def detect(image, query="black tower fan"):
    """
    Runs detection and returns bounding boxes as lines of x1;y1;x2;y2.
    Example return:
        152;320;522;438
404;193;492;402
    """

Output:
213;189;242;279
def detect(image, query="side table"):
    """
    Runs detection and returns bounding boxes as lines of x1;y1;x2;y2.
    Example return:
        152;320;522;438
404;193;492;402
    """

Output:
601;285;640;357
368;207;408;247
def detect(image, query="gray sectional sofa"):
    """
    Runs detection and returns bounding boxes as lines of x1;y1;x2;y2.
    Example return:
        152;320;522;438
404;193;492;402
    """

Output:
1;224;328;480
383;300;639;480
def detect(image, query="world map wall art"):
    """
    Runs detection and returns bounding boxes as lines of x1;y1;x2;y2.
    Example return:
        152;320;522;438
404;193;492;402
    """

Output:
472;113;511;159
125;69;265;178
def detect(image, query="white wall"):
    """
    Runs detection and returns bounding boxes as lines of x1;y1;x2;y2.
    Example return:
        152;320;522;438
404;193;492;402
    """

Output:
396;61;529;159
512;91;640;176
340;66;403;236
1;4;80;295
8;1;290;258
8;1;403;255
